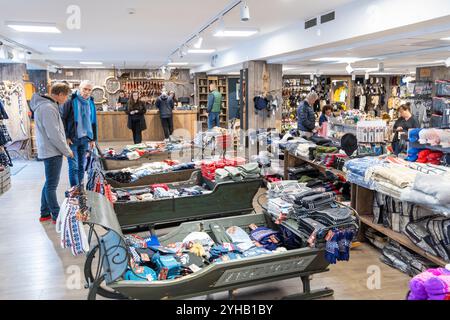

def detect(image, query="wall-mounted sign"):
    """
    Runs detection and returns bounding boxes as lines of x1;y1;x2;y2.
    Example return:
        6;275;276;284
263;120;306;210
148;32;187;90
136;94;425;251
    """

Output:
65;71;74;77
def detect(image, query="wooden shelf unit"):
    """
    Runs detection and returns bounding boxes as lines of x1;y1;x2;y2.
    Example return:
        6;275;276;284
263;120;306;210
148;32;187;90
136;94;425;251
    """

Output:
196;75;229;129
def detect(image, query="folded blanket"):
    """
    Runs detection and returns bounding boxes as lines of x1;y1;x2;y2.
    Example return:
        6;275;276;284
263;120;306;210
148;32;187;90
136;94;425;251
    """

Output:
413;173;450;204
366;165;416;189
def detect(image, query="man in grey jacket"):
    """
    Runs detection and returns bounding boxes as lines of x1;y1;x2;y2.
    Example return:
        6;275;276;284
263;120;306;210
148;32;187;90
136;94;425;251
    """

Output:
30;83;74;223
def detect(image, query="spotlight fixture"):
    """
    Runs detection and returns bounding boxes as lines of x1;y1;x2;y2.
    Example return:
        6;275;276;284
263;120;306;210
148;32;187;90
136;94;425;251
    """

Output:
346;64;354;74
240;2;250;22
193;35;203;49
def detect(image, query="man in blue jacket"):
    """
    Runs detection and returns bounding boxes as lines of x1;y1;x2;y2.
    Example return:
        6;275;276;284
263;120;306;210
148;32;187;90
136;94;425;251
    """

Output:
297;91;319;138
61;80;98;187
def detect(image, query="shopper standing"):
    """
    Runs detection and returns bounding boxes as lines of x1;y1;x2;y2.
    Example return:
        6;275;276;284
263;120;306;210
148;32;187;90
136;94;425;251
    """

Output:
155;91;174;141
297;91;319;137
169;90;178;106
207;83;222;129
392;103;419;155
61;80;98;187
125;91;147;144
319;104;333;126
30;83;74;223
116;90;129;110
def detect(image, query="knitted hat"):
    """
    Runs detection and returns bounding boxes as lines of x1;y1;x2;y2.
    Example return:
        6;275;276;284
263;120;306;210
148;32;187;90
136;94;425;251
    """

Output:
340;133;358;156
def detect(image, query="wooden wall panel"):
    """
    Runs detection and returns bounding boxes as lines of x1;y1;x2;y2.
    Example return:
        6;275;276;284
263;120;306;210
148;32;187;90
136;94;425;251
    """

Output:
244;61;282;158
49;68;194;106
96;111;197;142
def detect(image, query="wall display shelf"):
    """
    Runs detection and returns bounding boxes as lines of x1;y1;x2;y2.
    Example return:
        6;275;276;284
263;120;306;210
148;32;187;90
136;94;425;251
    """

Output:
196;75;229;129
352;184;448;267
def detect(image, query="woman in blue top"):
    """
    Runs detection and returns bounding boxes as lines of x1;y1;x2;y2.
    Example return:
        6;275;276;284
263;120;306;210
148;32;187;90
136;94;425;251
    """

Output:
319;104;333;126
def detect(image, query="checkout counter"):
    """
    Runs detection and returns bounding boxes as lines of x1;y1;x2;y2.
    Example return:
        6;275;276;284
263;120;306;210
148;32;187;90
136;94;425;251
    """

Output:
96;108;198;142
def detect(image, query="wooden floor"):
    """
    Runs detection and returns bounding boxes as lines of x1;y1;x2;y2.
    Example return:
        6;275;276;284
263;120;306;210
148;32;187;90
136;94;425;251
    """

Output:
0;147;412;300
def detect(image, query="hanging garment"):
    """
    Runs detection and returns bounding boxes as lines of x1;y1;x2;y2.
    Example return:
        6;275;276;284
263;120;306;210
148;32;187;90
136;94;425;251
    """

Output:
360;95;367;110
0;100;8;120
0;81;30;142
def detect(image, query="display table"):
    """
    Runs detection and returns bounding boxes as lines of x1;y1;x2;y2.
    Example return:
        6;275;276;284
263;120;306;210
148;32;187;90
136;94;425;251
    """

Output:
96;110;198;142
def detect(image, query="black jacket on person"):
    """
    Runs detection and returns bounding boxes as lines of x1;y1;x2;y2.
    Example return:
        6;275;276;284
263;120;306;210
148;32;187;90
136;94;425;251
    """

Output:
392;116;419;143
61;92;98;141
155;95;174;118
125;101;147;131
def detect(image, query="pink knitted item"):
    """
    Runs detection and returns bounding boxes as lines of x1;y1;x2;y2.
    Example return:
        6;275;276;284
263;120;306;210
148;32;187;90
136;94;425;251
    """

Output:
424;275;450;295
410;268;446;299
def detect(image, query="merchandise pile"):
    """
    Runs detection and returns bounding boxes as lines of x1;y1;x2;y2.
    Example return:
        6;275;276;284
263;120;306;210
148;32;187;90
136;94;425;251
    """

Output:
378;240;437;277
103;140;193;161
123;224;289;282
344;156;450;214
406;128;450;165
114;183;212;202
408;267;450;300
266;181;357;264
56;187;90;256
200;157;250;181
106;160;197;183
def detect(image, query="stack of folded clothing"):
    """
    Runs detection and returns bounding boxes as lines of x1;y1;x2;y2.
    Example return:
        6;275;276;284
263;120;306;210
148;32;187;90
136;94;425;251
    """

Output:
408;268;450;300
365;228;388;250
287;165;320;180
237;163;261;180
267;197;294;220
214;166;244;183
343;157;383;190
267;180;309;198
404;215;450;262
314;146;339;157
400;172;450;213
295;142;317;158
318;153;348;168
380;240;437;277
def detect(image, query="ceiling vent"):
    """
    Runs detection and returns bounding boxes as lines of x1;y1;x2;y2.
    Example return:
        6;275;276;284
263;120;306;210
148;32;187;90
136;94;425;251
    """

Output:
305;18;317;29
320;11;335;24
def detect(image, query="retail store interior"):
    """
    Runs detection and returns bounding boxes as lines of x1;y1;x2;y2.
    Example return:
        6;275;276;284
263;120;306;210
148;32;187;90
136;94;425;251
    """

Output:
0;0;450;301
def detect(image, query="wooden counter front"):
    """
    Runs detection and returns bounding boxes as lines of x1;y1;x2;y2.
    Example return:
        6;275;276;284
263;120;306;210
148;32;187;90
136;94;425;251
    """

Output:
97;110;198;142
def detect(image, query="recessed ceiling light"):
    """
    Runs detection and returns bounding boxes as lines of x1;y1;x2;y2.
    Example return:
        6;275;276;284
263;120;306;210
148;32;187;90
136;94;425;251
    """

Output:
187;49;216;54
214;28;259;37
311;57;370;63
167;62;189;66
7;22;61;33
80;61;102;65
49;46;83;52
440;37;450;41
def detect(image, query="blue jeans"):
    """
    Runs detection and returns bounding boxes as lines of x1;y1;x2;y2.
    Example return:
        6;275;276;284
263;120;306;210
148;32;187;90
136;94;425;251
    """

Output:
40;156;63;219
208;112;220;129
68;137;89;187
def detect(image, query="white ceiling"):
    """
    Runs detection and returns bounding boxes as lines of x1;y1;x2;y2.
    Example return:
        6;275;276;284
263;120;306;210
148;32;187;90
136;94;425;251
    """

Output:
0;0;357;68
0;0;449;74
